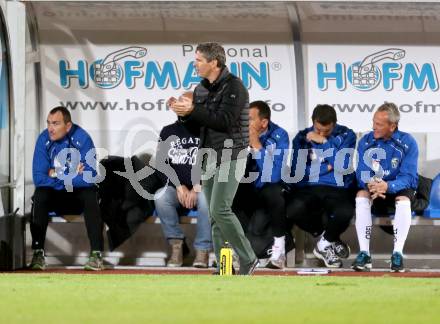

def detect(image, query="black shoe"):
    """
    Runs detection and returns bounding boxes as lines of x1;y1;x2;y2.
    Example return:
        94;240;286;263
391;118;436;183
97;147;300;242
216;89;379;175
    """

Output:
332;240;351;259
239;259;259;275
29;249;46;270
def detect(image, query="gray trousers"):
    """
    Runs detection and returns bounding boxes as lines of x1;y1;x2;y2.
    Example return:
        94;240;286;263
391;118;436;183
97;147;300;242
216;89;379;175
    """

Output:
202;158;256;269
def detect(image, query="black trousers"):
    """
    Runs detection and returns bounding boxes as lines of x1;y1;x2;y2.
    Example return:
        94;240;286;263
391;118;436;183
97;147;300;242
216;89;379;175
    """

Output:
372;189;416;236
285;185;355;242
372;189;416;214
233;182;288;237
31;187;104;251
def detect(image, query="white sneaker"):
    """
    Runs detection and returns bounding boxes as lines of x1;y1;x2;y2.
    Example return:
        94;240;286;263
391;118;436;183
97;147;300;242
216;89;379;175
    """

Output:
266;244;286;269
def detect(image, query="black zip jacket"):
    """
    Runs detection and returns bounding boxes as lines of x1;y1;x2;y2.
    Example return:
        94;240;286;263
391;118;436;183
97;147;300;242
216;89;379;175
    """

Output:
187;67;249;164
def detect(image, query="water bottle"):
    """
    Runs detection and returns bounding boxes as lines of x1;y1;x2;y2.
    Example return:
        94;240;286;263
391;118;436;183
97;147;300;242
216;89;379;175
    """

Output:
220;242;233;276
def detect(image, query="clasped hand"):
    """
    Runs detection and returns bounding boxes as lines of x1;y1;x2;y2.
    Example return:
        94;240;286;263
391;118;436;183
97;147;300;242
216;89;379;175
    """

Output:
368;179;388;200
176;185;198;209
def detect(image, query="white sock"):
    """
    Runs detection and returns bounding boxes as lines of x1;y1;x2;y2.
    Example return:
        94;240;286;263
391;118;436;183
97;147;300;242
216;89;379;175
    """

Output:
393;200;412;254
274;236;285;249
355;197;372;254
270;236;285;259
317;235;332;251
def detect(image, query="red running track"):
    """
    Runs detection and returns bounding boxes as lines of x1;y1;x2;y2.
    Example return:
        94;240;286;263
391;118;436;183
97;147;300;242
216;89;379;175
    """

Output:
4;268;440;278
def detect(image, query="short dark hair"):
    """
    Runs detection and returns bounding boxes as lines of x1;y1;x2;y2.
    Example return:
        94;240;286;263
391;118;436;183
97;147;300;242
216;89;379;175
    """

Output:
311;104;337;125
49;106;72;124
196;42;226;68
250;100;271;121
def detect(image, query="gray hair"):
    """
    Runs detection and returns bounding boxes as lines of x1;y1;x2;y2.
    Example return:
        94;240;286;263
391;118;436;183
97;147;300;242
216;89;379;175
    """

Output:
196;42;226;68
377;102;400;125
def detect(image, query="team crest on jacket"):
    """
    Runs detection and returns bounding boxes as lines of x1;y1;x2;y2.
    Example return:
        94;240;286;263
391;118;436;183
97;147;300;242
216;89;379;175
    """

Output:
391;157;399;169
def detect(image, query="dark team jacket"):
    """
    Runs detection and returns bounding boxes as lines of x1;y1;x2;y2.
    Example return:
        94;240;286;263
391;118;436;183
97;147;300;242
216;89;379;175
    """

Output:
186;67;249;164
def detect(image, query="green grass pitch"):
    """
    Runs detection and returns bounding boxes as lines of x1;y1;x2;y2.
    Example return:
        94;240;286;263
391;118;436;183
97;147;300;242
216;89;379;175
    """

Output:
1;274;440;323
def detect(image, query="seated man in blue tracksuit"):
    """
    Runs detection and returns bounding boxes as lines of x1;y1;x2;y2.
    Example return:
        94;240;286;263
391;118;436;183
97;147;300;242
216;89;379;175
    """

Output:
233;100;290;269
352;102;418;273
286;104;356;268
31;106;104;271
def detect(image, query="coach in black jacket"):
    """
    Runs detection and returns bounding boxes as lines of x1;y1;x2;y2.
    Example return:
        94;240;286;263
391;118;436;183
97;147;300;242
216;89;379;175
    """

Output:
169;42;258;275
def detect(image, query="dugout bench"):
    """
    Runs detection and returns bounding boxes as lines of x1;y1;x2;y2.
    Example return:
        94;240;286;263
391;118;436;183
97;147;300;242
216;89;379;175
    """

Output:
24;175;440;268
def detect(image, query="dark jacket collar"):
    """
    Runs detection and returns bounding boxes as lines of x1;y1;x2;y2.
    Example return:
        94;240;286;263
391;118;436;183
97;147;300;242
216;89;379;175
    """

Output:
201;67;231;91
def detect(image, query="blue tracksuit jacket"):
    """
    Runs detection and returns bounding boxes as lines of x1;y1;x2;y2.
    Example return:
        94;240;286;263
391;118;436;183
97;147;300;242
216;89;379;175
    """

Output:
32;124;98;190
247;121;289;188
356;129;418;194
290;124;356;188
